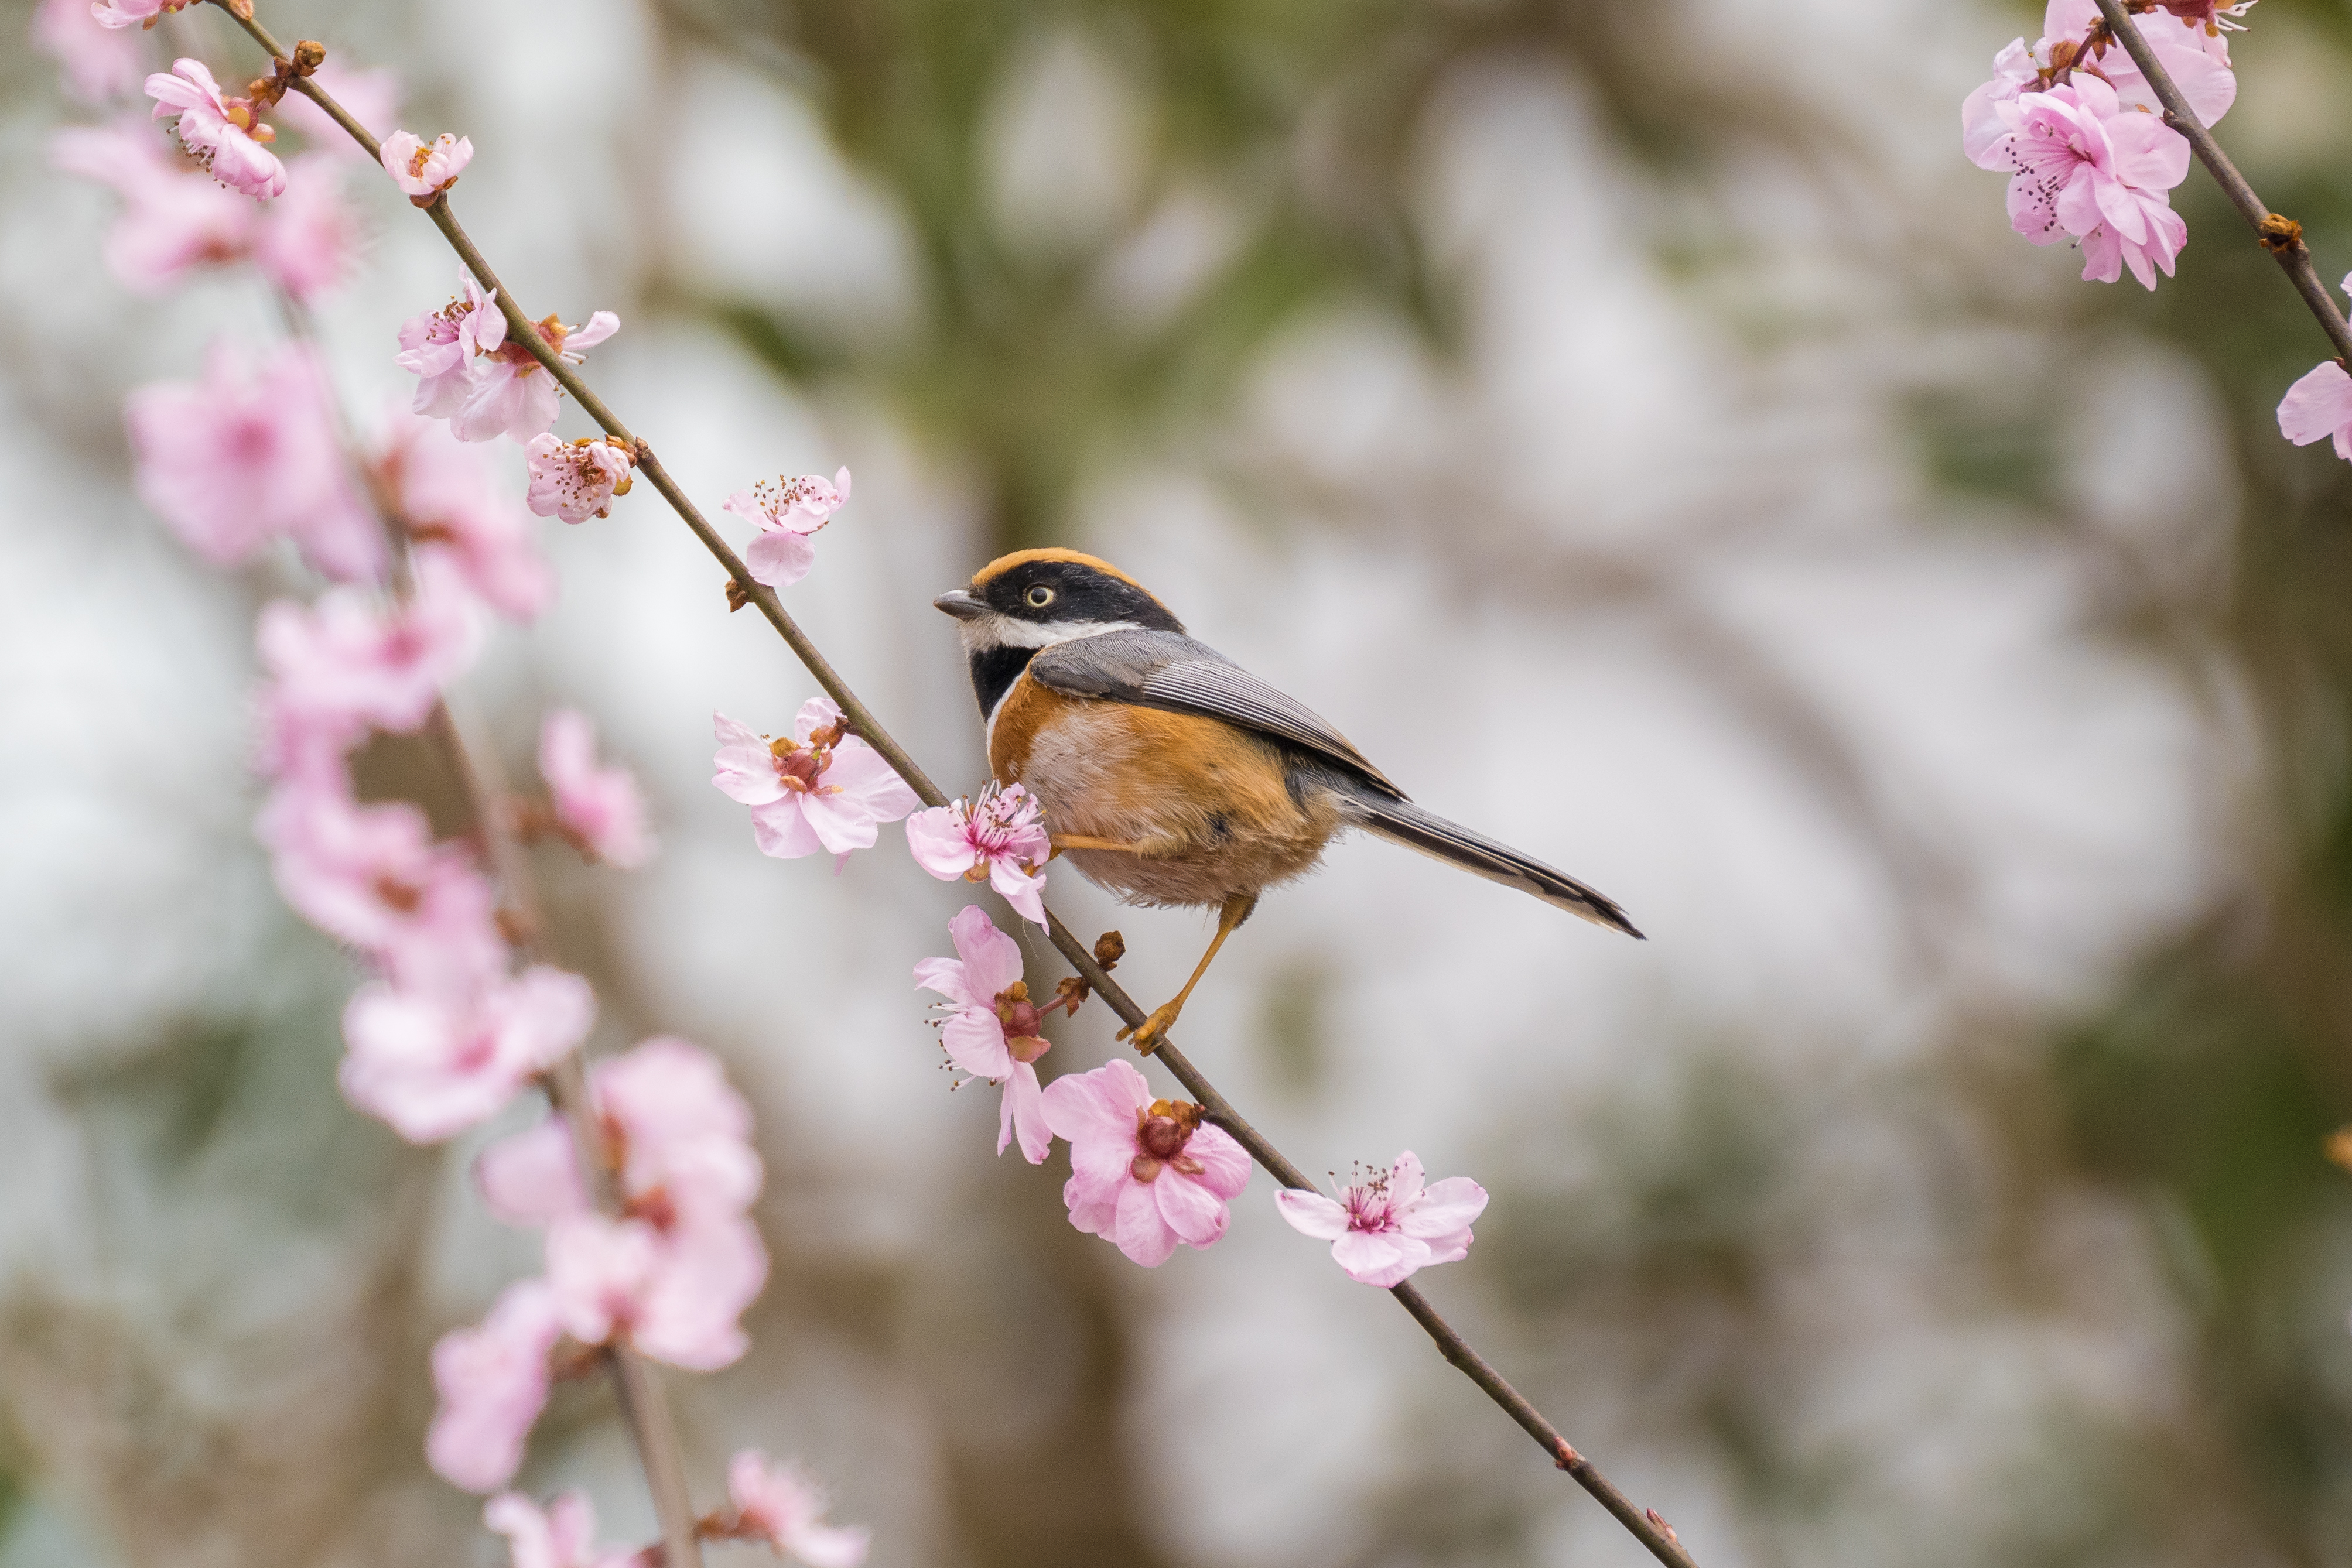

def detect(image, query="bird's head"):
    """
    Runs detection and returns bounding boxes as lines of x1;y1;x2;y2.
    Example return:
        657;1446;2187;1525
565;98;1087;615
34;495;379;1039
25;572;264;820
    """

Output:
933;549;1184;651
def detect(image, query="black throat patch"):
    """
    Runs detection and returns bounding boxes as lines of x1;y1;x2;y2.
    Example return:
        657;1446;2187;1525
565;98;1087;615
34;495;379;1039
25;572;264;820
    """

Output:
969;644;1038;720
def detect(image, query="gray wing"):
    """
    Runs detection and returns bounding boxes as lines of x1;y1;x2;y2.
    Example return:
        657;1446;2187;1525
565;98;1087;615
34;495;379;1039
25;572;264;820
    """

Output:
1029;628;1405;798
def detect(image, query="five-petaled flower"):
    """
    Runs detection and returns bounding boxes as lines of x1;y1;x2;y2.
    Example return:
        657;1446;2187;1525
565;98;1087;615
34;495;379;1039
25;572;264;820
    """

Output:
1040;1059;1251;1266
145;57;286;200
1273;1151;1489;1288
1966;74;2189;290
524;433;635;523
339;965;598;1143
905;783;1051;926
717;1451;870;1568
915;905;1060;1163
712;700;921;863
721;467;852;590
380;129;473;200
453;310;620;444
398;272;508;417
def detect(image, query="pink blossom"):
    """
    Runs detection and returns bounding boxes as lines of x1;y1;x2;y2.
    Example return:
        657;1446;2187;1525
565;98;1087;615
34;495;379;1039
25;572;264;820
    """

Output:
712;701;921;862
251;153;360;302
1040;1059;1250;1266
720;468;851;590
145;57;285;200
485;1491;639;1568
255;575;479;737
124;339;382;580
1273;1151;1489;1288
452;311;620;444
52;122;255;293
378;411;553;621
340;965;596;1142
906;783;1050;926
397;272;507;418
545;1211;766;1371
91;0;182;32
380;129;472;198
426;1278;563;1492
1969;74;2190;290
478;1036;760;1230
2042;0;2237;124
723;1452;870;1568
914;905;1054;1163
524;433;635;523
257;785;505;991
35;0;141;101
2279;304;2352;461
538;708;654;868
274;63;400;159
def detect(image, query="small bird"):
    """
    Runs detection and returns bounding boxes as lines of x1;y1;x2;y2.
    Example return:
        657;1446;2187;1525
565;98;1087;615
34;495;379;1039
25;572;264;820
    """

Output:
934;549;1642;1048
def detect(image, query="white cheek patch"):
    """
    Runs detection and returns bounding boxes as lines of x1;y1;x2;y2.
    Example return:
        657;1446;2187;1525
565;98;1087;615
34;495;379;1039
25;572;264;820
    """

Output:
966;614;1143;651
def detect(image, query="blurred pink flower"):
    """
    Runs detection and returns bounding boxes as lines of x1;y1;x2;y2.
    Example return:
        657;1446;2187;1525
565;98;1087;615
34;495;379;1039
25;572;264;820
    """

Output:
905;783;1050;926
478;1036;759;1230
914;905;1054;1164
545;1211;766;1371
255;577;478;736
720;467;851;590
91;0;180;32
146;57;285;200
35;0;140;99
712;700;921;861
426;1278;563;1492
486;1490;639;1568
251;153;360;301
723;1452;870;1568
380;129;472;198
340;965;596;1142
1040;1059;1250;1266
1273;1151;1488;1288
1968;75;2189;290
257;785;505;991
125;340;382;580
452;311;618;444
378;412;553;621
538;708;654;868
274;63;400;158
52;121;255;293
524;433;634;523
398;272;507;418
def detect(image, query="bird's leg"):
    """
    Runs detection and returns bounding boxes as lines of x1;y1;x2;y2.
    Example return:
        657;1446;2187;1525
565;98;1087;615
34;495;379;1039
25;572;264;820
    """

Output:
1049;834;1157;857
1118;892;1256;1052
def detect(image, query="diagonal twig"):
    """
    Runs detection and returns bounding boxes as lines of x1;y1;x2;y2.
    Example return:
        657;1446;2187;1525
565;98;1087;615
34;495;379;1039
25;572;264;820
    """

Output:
210;9;1700;1563
2091;0;2352;364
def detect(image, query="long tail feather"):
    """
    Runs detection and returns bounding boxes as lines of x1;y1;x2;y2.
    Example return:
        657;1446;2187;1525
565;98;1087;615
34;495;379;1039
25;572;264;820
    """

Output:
1345;796;1643;938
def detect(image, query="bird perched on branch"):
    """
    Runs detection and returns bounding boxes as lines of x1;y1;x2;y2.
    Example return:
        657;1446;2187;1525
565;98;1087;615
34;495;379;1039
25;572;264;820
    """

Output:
934;549;1641;1048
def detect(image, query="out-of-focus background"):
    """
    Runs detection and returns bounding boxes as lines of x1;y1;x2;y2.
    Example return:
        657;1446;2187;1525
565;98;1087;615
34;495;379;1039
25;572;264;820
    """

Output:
5;0;2352;1561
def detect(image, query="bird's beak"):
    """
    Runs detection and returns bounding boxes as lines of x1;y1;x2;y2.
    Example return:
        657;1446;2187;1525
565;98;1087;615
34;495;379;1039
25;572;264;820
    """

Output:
932;589;988;621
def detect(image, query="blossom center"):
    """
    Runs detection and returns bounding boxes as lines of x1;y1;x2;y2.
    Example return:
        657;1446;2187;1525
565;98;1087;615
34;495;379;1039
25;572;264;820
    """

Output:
1130;1098;1206;1183
372;872;423;913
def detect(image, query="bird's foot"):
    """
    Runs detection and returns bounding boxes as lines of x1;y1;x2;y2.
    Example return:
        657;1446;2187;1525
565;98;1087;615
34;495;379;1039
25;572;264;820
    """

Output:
1116;1001;1182;1053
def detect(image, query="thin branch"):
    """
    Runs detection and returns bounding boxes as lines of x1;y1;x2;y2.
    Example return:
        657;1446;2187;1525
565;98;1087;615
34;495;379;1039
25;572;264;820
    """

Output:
2091;0;2352;363
213;11;1698;1564
266;285;705;1568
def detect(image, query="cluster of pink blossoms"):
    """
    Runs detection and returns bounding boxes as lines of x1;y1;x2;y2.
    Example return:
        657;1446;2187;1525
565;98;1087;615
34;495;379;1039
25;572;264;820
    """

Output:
1961;0;2242;289
396;268;623;451
50;27;865;1561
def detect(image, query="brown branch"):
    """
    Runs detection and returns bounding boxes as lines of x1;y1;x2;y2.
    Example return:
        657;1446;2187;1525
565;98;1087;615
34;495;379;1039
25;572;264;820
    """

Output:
2091;0;2352;364
212;11;1697;1564
262;289;706;1568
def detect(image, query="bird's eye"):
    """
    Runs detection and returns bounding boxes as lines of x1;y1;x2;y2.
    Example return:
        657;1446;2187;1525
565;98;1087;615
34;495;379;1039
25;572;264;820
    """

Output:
1025;586;1056;608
